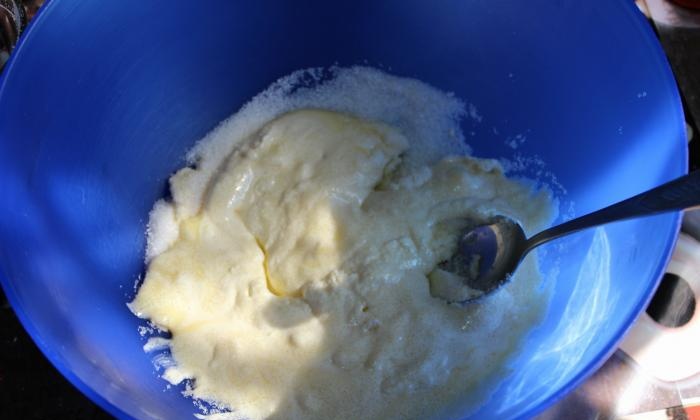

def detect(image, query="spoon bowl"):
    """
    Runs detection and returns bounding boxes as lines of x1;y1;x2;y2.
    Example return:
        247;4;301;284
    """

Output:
430;217;526;302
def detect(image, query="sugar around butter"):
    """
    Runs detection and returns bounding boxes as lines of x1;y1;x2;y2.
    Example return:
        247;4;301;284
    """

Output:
131;67;555;420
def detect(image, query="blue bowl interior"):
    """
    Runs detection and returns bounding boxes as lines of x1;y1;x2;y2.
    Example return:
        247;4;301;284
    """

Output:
0;1;686;419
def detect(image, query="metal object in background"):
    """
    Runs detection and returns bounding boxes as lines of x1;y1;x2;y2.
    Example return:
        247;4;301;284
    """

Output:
0;0;43;69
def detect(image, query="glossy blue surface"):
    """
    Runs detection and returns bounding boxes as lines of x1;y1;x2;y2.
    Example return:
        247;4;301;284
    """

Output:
0;1;686;419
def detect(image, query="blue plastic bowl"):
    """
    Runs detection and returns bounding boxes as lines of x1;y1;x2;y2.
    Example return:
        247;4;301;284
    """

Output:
0;1;687;419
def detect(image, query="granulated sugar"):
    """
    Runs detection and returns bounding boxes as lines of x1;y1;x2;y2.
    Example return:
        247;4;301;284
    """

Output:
132;67;556;420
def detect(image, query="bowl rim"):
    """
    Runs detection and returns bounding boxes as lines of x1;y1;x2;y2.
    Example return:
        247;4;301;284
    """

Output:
512;1;688;416
0;0;688;419
0;0;135;418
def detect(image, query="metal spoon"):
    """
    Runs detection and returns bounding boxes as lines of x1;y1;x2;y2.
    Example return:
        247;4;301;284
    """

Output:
429;170;700;304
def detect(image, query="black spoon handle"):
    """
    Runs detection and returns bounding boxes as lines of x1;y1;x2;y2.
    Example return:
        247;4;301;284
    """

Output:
525;170;700;252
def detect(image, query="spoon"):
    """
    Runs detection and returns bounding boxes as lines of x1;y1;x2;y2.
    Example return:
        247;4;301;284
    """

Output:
429;170;700;304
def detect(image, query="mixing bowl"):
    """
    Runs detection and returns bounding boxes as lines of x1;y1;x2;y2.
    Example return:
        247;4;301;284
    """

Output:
0;0;687;418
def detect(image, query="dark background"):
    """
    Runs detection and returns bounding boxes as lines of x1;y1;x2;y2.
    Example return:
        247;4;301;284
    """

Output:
0;297;111;419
